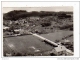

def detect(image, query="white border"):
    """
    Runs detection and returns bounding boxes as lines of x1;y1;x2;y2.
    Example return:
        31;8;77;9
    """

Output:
1;1;80;58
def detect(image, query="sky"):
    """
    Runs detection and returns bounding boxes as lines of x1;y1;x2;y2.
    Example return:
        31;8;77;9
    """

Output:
3;6;73;13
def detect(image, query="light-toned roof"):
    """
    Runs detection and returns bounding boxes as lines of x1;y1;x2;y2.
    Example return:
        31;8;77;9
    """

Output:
14;29;20;31
54;45;66;52
3;26;9;29
64;39;70;42
66;49;74;55
14;29;24;32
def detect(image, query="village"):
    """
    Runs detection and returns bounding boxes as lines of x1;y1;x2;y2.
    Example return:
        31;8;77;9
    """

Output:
3;10;73;56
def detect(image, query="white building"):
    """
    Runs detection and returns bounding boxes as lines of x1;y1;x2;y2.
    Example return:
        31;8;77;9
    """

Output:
50;45;66;56
3;26;9;30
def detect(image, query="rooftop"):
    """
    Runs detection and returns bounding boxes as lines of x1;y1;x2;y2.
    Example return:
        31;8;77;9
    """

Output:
3;26;9;29
54;45;66;52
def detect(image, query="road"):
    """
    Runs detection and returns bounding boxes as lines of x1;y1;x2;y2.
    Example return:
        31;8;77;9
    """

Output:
28;31;74;55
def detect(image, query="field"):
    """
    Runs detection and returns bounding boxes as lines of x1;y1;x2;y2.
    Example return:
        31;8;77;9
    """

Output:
3;35;53;56
3;30;73;56
41;30;73;42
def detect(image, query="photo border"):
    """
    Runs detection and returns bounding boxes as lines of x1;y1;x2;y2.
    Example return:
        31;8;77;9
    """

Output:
1;1;80;58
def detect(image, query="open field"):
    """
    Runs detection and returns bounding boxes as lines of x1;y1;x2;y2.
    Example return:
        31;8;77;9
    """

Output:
3;30;73;56
3;35;53;56
41;30;73;42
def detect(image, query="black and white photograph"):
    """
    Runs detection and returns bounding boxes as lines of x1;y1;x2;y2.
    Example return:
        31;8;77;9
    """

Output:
3;7;74;56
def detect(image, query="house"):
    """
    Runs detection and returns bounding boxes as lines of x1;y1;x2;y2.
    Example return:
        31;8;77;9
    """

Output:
3;26;9;30
14;29;31;35
50;45;66;56
63;39;70;43
6;53;12;56
14;29;24;34
3;26;10;32
61;39;71;45
66;49;74;56
29;16;40;20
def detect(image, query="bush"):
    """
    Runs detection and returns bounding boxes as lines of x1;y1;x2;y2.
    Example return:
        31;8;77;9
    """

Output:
41;23;51;27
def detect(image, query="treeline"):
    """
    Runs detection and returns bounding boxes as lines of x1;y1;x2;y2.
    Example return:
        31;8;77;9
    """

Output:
59;24;73;30
3;10;73;21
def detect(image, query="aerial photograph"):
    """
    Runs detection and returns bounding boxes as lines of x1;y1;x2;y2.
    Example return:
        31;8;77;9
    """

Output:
3;7;73;56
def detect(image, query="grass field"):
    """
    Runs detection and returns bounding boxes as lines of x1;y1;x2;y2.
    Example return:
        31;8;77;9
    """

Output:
3;30;73;56
3;35;53;55
41;30;73;42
